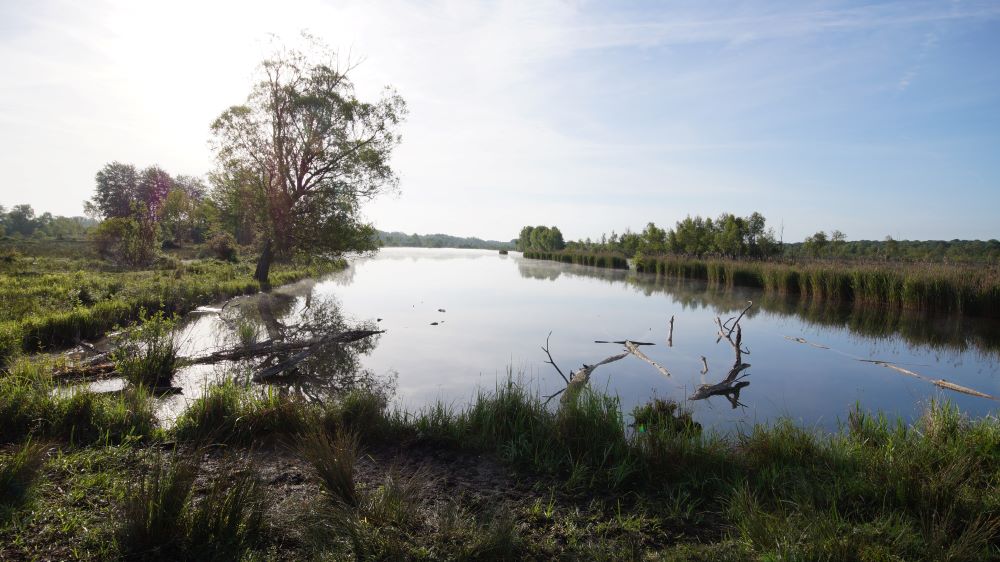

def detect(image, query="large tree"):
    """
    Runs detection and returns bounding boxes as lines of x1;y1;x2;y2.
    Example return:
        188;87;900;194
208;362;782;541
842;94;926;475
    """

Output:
210;39;407;283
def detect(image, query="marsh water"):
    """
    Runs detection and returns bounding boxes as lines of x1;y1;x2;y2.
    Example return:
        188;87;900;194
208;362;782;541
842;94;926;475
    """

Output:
148;248;1000;431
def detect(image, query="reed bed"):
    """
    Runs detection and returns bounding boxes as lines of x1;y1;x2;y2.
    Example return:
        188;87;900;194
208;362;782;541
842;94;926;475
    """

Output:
522;250;628;269
634;255;1000;317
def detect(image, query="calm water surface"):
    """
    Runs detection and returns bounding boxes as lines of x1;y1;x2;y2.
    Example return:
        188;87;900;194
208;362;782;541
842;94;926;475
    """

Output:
165;248;1000;431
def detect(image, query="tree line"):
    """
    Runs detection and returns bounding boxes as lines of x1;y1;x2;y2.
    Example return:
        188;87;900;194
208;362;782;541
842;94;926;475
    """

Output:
518;213;998;264
0;204;95;240
379;231;514;250
556;212;780;259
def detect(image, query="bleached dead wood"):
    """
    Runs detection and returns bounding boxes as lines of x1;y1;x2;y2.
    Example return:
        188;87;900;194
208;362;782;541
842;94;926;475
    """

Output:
625;341;670;378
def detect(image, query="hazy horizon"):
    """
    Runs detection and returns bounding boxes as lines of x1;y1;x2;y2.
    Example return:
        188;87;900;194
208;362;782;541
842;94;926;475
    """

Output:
2;0;999;243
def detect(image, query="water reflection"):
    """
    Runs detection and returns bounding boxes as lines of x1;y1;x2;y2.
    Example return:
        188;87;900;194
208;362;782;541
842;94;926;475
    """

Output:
515;259;1000;359
162;280;389;420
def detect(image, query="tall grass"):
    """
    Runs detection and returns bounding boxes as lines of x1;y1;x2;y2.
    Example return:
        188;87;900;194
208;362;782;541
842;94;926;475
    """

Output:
633;255;1000;317
111;311;179;389
117;453;264;561
0;357;156;444
172;379;306;444
523;250;628;269
0;440;47;516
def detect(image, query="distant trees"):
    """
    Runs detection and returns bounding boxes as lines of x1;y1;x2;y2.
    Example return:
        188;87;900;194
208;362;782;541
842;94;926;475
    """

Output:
573;212;779;259
86;162;214;264
210;38;406;283
0;204;93;240
517;226;565;252
803;231;829;258
377;231;513;250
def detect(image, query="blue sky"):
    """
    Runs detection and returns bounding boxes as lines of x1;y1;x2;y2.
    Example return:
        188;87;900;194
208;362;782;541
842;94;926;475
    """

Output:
1;0;998;242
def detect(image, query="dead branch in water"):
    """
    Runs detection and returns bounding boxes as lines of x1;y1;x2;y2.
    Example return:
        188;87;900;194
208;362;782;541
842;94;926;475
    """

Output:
542;331;569;385
784;335;1000;402
690;303;754;409
543;351;629;405
53;329;384;384
668;315;674;347
625;341;670;378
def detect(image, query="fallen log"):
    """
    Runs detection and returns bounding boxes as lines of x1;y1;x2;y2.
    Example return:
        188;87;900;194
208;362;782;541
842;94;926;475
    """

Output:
185;329;383;365
52;329;384;384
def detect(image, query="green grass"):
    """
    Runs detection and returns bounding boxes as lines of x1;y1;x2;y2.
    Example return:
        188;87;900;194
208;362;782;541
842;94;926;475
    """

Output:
111;311;179;389
523;250;629;269
0;252;343;367
172;379;307;445
3;365;1000;559
0;358;157;445
0;441;47;520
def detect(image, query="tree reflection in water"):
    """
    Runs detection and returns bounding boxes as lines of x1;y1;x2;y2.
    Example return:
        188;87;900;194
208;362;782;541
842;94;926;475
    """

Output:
219;286;393;404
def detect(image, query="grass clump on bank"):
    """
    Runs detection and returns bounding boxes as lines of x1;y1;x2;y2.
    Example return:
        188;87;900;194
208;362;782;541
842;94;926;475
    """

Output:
172;379;307;445
0;441;47;520
117;453;265;562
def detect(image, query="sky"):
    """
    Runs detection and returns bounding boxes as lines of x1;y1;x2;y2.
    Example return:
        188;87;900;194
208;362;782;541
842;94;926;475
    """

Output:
1;0;999;243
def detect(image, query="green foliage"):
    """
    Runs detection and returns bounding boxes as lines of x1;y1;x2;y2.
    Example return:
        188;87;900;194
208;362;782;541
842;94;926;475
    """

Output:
111;311;178;389
378;230;514;250
204;231;238;261
0;204;94;240
92;217;157;266
517;225;566;252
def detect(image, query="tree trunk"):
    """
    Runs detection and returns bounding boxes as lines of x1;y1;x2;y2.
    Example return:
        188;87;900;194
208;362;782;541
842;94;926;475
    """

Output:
254;239;273;285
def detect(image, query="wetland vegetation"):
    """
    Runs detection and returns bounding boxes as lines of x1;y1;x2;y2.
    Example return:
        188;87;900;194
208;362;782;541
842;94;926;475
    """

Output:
3;29;999;562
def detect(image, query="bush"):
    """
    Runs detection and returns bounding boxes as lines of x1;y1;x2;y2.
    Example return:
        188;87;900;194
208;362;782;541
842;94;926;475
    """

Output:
93;217;157;266
206;232;239;262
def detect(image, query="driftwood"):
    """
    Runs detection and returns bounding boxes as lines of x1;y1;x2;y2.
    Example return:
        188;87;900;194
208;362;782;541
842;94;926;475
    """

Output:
625;341;670;378
594;340;654;346
544;350;629;405
668;315;674;347
784;336;999;402
689;303;754;408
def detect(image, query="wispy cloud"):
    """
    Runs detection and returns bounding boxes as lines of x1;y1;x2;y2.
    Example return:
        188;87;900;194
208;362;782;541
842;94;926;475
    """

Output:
1;0;999;241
